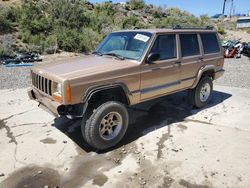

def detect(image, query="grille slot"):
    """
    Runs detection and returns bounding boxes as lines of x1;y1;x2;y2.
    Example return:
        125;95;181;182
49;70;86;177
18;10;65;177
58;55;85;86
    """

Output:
31;72;53;96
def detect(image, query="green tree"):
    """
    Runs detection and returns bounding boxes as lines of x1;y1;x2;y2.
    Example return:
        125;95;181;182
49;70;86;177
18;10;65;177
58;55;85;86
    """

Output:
0;5;15;33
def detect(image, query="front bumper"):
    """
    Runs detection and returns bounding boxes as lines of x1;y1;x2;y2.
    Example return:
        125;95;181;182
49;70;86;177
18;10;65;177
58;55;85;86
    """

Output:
28;88;60;117
28;88;84;118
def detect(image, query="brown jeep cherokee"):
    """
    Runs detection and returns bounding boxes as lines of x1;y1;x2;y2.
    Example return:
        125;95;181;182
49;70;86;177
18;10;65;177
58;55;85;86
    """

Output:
28;27;224;150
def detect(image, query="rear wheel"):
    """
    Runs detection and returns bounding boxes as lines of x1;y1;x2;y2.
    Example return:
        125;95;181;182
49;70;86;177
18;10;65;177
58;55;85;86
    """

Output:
188;76;213;108
81;101;128;150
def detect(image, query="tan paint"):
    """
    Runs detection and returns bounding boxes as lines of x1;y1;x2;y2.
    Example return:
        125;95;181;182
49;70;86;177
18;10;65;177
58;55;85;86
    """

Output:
28;29;224;115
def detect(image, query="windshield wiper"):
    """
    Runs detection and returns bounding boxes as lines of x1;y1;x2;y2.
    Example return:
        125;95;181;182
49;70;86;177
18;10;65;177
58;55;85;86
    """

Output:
103;53;125;60
92;51;103;56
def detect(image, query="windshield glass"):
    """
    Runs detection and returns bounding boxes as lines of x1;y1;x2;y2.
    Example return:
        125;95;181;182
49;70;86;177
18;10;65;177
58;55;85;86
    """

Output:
95;31;152;61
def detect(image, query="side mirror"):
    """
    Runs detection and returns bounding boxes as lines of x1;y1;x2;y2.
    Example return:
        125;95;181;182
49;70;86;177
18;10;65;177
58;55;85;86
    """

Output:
146;53;160;64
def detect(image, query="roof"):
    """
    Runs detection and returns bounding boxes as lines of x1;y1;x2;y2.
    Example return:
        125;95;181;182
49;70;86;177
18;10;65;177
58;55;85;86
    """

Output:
237;17;250;20
114;27;216;34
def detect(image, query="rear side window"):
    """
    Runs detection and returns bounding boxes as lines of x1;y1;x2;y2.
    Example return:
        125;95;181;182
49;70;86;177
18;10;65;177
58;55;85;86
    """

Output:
201;33;220;54
150;34;177;60
180;34;200;57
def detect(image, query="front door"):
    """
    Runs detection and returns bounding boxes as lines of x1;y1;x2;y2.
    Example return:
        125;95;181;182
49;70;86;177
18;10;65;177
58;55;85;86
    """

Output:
140;34;181;101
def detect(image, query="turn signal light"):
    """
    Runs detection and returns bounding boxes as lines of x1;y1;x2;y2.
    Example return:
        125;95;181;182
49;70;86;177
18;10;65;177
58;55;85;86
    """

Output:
66;84;71;103
53;93;62;103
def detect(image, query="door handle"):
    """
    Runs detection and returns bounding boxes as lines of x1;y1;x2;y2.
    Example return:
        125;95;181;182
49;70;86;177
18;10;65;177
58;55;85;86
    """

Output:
174;61;181;67
152;67;161;71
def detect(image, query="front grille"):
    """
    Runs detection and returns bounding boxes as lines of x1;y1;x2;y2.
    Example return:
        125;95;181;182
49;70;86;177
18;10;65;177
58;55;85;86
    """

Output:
31;72;52;96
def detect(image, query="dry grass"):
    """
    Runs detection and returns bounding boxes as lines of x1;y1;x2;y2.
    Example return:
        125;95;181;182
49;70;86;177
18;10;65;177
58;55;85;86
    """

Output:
0;0;21;6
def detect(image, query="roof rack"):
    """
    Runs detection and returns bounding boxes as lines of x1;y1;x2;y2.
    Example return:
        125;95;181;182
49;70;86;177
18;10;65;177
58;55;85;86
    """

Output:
173;25;214;30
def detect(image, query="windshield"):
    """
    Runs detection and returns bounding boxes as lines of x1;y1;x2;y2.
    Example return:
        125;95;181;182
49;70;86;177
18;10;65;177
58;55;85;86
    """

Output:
95;31;152;61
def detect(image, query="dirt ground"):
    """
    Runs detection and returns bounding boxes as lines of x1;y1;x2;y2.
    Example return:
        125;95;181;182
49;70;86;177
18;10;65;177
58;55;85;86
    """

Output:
0;83;250;188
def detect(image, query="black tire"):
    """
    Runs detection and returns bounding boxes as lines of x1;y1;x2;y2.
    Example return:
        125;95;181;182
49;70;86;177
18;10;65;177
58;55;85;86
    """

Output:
188;76;213;108
81;101;129;150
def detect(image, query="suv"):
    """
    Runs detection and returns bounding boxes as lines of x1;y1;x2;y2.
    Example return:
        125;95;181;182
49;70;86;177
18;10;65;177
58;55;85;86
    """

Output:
28;27;224;150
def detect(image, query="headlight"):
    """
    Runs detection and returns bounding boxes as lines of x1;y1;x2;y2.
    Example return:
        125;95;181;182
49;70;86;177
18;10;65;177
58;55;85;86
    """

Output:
56;83;62;94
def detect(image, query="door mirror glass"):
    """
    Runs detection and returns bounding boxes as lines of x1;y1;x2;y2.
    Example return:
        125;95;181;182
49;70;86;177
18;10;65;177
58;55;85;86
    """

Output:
147;53;160;64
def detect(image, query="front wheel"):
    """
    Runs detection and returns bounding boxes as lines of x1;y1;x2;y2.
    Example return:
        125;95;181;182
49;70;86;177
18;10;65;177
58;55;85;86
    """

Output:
188;76;213;108
81;101;129;150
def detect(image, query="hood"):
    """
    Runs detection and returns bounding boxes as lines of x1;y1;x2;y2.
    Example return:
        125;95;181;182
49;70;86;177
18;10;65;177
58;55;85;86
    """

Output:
33;55;138;79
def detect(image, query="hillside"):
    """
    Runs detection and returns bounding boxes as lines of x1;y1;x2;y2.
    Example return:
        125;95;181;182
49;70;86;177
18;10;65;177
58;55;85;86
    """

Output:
0;0;227;57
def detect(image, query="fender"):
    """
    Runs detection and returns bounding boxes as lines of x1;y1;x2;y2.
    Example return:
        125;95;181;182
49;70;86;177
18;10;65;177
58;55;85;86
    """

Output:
191;65;216;88
80;83;131;117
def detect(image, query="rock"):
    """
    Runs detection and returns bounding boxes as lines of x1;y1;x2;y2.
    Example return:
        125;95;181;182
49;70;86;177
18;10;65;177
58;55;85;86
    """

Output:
113;158;120;164
171;149;179;152
140;181;146;185
38;170;43;174
0;173;5;177
137;157;141;160
134;151;140;154
63;140;67;144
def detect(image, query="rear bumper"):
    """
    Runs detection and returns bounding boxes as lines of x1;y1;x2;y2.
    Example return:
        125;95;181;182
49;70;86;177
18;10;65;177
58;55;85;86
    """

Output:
28;87;60;117
214;69;225;80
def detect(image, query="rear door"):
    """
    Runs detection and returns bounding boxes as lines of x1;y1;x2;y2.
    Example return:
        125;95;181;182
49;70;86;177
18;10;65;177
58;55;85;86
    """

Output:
200;32;224;70
140;34;181;101
178;33;203;88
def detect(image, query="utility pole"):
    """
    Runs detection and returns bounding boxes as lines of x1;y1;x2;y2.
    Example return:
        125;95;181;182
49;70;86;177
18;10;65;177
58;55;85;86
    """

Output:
230;0;234;19
222;0;227;16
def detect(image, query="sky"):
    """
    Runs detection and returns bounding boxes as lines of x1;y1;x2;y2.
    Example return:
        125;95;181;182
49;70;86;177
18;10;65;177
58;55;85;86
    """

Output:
90;0;250;16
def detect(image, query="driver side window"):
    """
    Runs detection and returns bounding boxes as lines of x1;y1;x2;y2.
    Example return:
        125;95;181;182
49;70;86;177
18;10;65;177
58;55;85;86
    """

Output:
150;34;177;60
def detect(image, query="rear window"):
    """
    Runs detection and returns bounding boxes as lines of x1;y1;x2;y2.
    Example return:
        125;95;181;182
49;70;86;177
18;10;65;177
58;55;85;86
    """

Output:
180;34;200;57
201;33;220;54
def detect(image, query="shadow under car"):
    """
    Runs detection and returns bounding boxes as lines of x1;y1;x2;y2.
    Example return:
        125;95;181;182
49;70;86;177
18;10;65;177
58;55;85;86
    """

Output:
53;90;232;153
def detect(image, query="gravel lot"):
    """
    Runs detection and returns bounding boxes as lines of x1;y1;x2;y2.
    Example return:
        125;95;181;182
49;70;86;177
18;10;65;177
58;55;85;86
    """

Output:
0;52;79;90
215;55;250;88
1;54;249;90
0;65;31;89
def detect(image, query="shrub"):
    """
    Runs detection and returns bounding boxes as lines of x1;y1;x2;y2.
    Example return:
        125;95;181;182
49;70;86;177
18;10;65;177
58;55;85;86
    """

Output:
55;28;81;52
44;34;58;54
2;0;224;55
154;8;202;28
122;16;140;29
0;44;9;56
128;0;145;10
217;26;227;35
0;6;13;33
79;28;102;52
0;37;15;57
